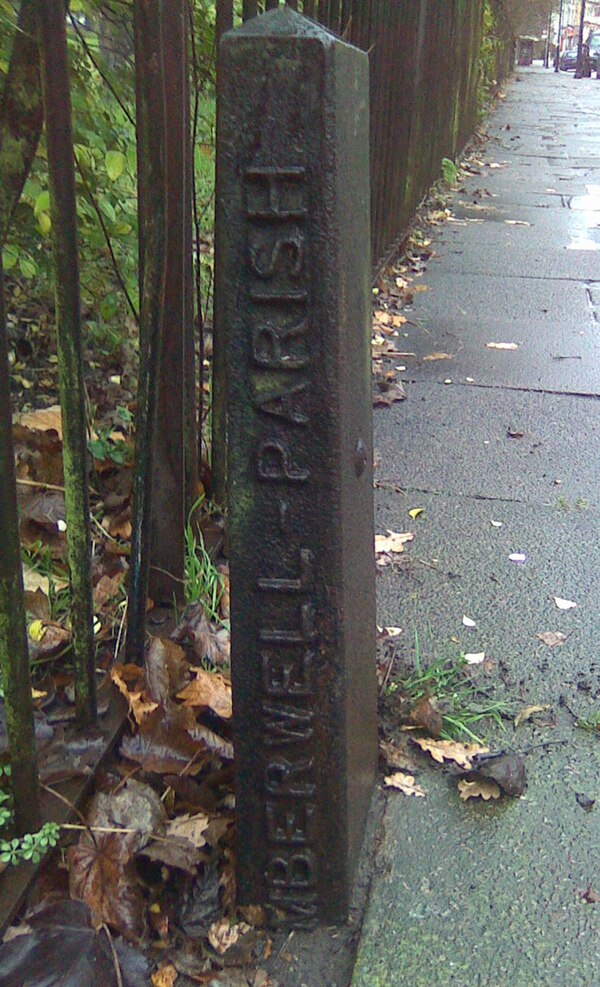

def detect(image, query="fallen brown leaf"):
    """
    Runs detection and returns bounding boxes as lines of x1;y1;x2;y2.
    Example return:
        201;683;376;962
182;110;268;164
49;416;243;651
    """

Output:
536;631;567;648
375;530;414;555
120;708;211;774
145;635;188;705
152;965;178;987
207;919;253;955
20;489;68;558
514;704;550;728
13;421;64;485
411;737;488;769
93;572;124;610
16;404;63;438
458;777;500;801
165;811;210;848
22;563;68;595
384;772;426;797
69;780;165;941
473;752;526;796
177;668;233;719
188;723;235;761
410;697;443;737
23;588;50;621
107;509;132;541
139;834;203;875
373;380;407;406
379;739;418;773
173;606;231;666
110;665;159;726
374;310;392;325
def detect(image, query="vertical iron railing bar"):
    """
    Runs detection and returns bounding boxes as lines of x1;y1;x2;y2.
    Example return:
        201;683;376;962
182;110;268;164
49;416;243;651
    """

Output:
265;0;279;9
392;0;418;254
187;0;206;478
329;0;341;33
318;0;330;28
216;0;234;40
382;0;400;262
148;0;196;607
38;0;97;726
390;0;409;259
340;0;352;37
380;0;396;263
0;265;41;835
355;0;368;51
368;0;384;263
242;0;258;20
303;0;316;18
127;0;168;663
379;0;396;264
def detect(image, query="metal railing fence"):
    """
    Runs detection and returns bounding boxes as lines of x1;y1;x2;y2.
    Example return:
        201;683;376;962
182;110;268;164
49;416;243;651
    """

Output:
216;0;514;266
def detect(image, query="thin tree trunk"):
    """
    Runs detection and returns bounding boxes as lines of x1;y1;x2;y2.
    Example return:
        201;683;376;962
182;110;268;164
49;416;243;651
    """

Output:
127;0;167;661
0;264;40;835
38;0;96;725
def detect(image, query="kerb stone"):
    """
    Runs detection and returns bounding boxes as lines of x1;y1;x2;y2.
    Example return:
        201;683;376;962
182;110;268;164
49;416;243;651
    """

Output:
215;6;376;927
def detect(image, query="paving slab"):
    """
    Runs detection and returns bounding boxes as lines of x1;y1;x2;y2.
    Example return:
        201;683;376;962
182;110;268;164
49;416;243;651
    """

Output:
354;493;600;987
443;208;600;243
353;65;600;987
374;387;600;508
395;273;600;396
405;271;590;324
439;240;600;281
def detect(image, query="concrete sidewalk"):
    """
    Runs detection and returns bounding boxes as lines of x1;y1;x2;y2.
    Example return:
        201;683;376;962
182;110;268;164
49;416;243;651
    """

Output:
352;67;600;986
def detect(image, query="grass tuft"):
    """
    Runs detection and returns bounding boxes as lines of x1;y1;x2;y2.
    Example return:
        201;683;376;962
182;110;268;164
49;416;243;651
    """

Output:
387;638;509;744
184;498;226;625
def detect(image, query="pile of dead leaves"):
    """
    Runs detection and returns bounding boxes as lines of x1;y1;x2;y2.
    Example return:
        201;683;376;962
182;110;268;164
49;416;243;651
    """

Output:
13;405;132;673
64;618;273;982
0;612;280;986
380;734;527;804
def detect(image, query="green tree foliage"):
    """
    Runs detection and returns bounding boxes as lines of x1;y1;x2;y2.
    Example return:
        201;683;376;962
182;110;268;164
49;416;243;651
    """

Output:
0;0;217;358
503;0;557;36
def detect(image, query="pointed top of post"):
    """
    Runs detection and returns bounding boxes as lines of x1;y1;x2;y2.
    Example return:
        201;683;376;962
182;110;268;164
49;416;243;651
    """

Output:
225;4;339;46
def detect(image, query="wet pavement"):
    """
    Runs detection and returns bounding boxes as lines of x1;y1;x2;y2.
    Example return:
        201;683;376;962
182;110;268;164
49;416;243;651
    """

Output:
352;67;600;986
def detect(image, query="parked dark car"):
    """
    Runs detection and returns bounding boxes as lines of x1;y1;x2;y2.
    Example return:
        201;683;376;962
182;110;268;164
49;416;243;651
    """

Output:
559;47;578;71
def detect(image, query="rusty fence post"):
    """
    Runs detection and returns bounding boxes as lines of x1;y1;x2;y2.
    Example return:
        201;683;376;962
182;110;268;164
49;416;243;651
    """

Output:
148;0;197;608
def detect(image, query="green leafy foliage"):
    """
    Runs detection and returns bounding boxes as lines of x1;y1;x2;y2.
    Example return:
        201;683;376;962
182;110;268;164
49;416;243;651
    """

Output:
1;0;217;357
0;823;60;865
441;157;458;186
0;762;59;866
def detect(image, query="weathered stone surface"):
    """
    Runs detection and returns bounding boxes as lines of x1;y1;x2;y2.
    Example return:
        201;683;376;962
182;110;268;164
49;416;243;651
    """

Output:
215;7;376;926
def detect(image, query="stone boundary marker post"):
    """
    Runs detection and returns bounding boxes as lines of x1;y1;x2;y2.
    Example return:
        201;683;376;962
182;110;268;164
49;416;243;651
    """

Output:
216;6;376;927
